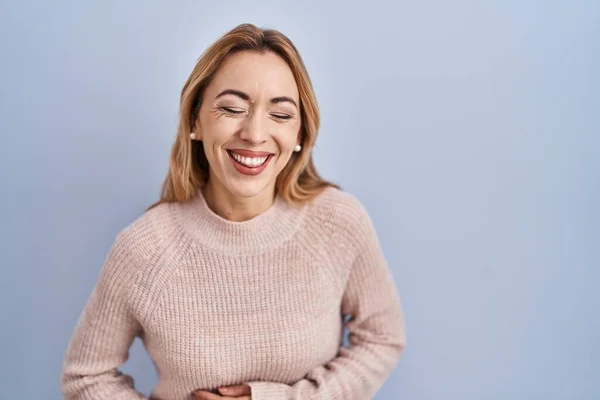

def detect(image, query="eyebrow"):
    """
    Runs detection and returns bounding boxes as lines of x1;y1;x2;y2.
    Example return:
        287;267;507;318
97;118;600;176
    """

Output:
216;89;298;109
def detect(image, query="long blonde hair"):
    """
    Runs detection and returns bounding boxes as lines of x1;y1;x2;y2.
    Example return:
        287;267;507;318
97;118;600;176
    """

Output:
148;23;338;210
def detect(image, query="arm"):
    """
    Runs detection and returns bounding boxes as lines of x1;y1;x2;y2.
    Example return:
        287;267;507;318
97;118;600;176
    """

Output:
248;206;406;400
61;231;147;400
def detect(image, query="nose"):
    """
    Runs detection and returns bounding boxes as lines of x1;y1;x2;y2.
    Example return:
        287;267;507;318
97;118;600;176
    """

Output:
239;111;268;145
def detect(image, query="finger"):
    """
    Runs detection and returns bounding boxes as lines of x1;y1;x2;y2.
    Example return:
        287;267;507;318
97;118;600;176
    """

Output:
192;390;223;399
218;384;251;396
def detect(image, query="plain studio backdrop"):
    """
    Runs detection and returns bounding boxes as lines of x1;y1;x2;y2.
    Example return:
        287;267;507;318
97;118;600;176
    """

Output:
0;1;598;399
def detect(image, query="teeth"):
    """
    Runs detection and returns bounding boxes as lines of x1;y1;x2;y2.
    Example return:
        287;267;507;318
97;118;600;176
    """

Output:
231;152;268;167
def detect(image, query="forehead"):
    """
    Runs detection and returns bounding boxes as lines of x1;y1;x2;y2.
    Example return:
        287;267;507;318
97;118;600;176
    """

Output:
208;50;299;100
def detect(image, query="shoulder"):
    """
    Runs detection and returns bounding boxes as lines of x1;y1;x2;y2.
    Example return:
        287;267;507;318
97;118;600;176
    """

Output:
101;202;182;298
95;203;180;318
111;202;180;267
308;186;368;218
304;186;378;248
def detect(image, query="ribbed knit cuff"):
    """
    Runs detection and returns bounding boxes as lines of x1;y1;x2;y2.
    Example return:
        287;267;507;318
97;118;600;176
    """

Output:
247;381;289;399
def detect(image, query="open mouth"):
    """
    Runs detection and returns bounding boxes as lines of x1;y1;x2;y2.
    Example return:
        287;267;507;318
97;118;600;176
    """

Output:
227;150;271;168
226;150;274;176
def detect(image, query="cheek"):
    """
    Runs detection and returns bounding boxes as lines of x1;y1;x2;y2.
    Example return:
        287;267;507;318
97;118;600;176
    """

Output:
202;118;241;144
274;123;301;152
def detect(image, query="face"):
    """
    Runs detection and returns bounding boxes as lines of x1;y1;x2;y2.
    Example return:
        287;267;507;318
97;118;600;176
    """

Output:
193;50;302;200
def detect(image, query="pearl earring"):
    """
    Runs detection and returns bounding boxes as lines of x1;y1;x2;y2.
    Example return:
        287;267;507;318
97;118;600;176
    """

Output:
190;132;197;140
294;144;302;152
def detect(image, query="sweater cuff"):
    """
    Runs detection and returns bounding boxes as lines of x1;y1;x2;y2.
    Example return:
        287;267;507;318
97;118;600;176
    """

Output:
247;381;289;400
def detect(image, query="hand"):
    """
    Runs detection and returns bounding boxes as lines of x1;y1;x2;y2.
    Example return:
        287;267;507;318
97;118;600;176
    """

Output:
192;384;251;399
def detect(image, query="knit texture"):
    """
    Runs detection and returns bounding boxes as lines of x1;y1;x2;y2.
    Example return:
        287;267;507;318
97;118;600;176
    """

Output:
61;187;406;400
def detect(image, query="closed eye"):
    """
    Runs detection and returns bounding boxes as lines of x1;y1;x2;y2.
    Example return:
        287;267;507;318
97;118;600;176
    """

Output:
220;106;246;115
271;113;293;120
219;106;292;121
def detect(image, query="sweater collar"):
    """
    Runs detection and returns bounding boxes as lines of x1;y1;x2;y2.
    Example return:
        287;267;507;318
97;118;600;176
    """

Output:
175;188;306;254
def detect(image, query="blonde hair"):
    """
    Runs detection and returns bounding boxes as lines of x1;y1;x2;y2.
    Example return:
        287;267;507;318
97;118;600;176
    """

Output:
148;23;338;210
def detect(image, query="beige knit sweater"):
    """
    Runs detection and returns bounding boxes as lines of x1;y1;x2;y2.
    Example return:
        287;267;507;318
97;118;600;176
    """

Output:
61;187;406;400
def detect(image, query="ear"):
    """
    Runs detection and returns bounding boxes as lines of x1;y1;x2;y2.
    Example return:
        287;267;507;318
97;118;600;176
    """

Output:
192;119;203;140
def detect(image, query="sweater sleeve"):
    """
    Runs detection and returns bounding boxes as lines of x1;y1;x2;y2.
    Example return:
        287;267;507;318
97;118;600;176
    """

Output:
61;230;147;400
248;202;406;400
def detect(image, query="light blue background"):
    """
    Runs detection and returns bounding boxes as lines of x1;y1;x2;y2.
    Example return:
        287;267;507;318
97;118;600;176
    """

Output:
1;1;598;399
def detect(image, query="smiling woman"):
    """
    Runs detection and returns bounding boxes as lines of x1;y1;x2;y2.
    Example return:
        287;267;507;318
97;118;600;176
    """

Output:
190;50;305;213
60;23;406;400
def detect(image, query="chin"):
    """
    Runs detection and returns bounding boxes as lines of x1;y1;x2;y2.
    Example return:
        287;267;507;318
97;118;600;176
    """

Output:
223;177;273;199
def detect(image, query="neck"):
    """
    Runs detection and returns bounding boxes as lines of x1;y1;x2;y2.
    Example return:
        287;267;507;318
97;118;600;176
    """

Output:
202;179;276;222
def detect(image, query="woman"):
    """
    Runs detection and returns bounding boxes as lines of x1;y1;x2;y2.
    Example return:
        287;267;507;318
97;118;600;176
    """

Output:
61;23;406;400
